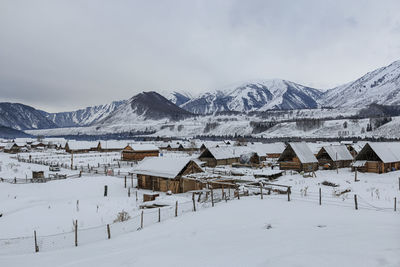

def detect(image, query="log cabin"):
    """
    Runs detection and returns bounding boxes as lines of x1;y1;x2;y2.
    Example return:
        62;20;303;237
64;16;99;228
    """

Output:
133;157;204;193
122;144;159;161
278;143;318;172
316;145;354;169
198;146;254;167
353;142;400;173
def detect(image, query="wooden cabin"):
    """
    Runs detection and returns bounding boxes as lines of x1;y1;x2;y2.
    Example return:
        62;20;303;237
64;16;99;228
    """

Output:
3;143;21;153
316;145;354;169
247;142;285;160
99;140;127;152
353;142;400;173
278;143;318;172
198;147;253;167
65;141;98;153
134;157;204;193
122;144;159;161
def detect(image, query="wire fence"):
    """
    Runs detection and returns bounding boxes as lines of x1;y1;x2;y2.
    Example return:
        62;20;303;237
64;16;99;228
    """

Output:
0;184;397;256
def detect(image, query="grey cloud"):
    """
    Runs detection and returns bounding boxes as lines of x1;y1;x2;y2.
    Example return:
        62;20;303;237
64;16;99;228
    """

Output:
0;0;399;112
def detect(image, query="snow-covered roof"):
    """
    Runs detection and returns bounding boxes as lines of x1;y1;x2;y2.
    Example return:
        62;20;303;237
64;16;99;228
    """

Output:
288;143;318;163
203;146;254;160
4;143;17;150
247;143;285;155
127;144;159;151
320;145;354;161
365;142;400;163
100;140;127;150
66;141;97;150
133;157;200;179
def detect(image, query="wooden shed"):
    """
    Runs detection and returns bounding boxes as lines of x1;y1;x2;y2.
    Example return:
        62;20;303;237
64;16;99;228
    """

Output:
316;145;354;169
65;141;98;153
278;143;318;172
134;157;204;193
353;142;400;173
122;144;159;161
198;147;253;167
3;143;22;153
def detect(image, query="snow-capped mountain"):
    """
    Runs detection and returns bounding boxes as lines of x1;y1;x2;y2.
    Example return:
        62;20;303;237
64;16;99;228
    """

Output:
0;103;58;130
165;91;193;106
45;100;126;127
319;60;400;108
97;91;193;125
180;79;322;114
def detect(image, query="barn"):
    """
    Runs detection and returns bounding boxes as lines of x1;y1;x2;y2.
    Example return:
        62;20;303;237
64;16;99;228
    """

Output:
122;144;159;161
99;140;127;152
353;142;400;173
133;157;204;193
198;146;253;167
278;143;318;172
316;145;354;169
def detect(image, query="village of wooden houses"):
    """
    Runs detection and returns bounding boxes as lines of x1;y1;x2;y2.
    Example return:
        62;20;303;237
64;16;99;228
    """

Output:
0;135;398;265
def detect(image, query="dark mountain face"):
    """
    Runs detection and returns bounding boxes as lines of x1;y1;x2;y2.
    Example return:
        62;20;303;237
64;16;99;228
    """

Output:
0;125;32;138
0;103;58;130
129;91;193;120
98;91;194;125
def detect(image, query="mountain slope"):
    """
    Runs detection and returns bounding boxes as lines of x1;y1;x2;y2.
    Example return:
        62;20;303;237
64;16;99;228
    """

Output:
166;91;193;106
46;100;126;127
0;125;32;138
98;91;194;125
181;79;323;114
320;60;400;108
0;103;58;130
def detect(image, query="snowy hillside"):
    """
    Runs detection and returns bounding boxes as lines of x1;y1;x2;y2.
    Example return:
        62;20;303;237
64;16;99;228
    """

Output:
46;100;126;127
164;91;193;106
181;79;323;114
0;103;58;130
320;60;400;108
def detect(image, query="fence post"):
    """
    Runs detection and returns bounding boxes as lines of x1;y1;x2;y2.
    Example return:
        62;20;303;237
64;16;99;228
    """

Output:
175;201;178;217
131;175;133;188
260;183;263;199
237;189;240;200
141;210;144;228
354;169;358;182
211;188;214;207
287;187;291;202
104;185;108;197
319;188;322;206
34;230;39;253
395;197;397;212
74;220;78;247
192;193;196;212
124;176;127;188
107;224;111;239
136;191;138;202
128;187;131;197
354;194;358;210
158;208;161;222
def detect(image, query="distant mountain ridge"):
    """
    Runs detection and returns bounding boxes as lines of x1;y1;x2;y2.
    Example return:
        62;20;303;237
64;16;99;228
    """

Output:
180;79;322;114
2;59;400;131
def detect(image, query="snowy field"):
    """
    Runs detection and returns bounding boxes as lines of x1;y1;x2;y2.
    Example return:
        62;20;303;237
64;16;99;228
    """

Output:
0;197;398;267
0;152;399;267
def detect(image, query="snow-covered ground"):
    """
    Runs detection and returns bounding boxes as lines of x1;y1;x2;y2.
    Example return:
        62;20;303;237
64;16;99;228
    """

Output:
0;196;398;267
0;151;399;267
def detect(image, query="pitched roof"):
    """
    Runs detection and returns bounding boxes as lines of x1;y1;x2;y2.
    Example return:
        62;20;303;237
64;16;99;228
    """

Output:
365;142;400;163
247;143;285;155
202;146;254;160
133;157;200;179
288;142;318;163
320;145;354;161
100;140;127;150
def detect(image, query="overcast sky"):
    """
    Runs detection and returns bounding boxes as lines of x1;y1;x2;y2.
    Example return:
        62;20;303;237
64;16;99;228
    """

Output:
1;0;400;112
